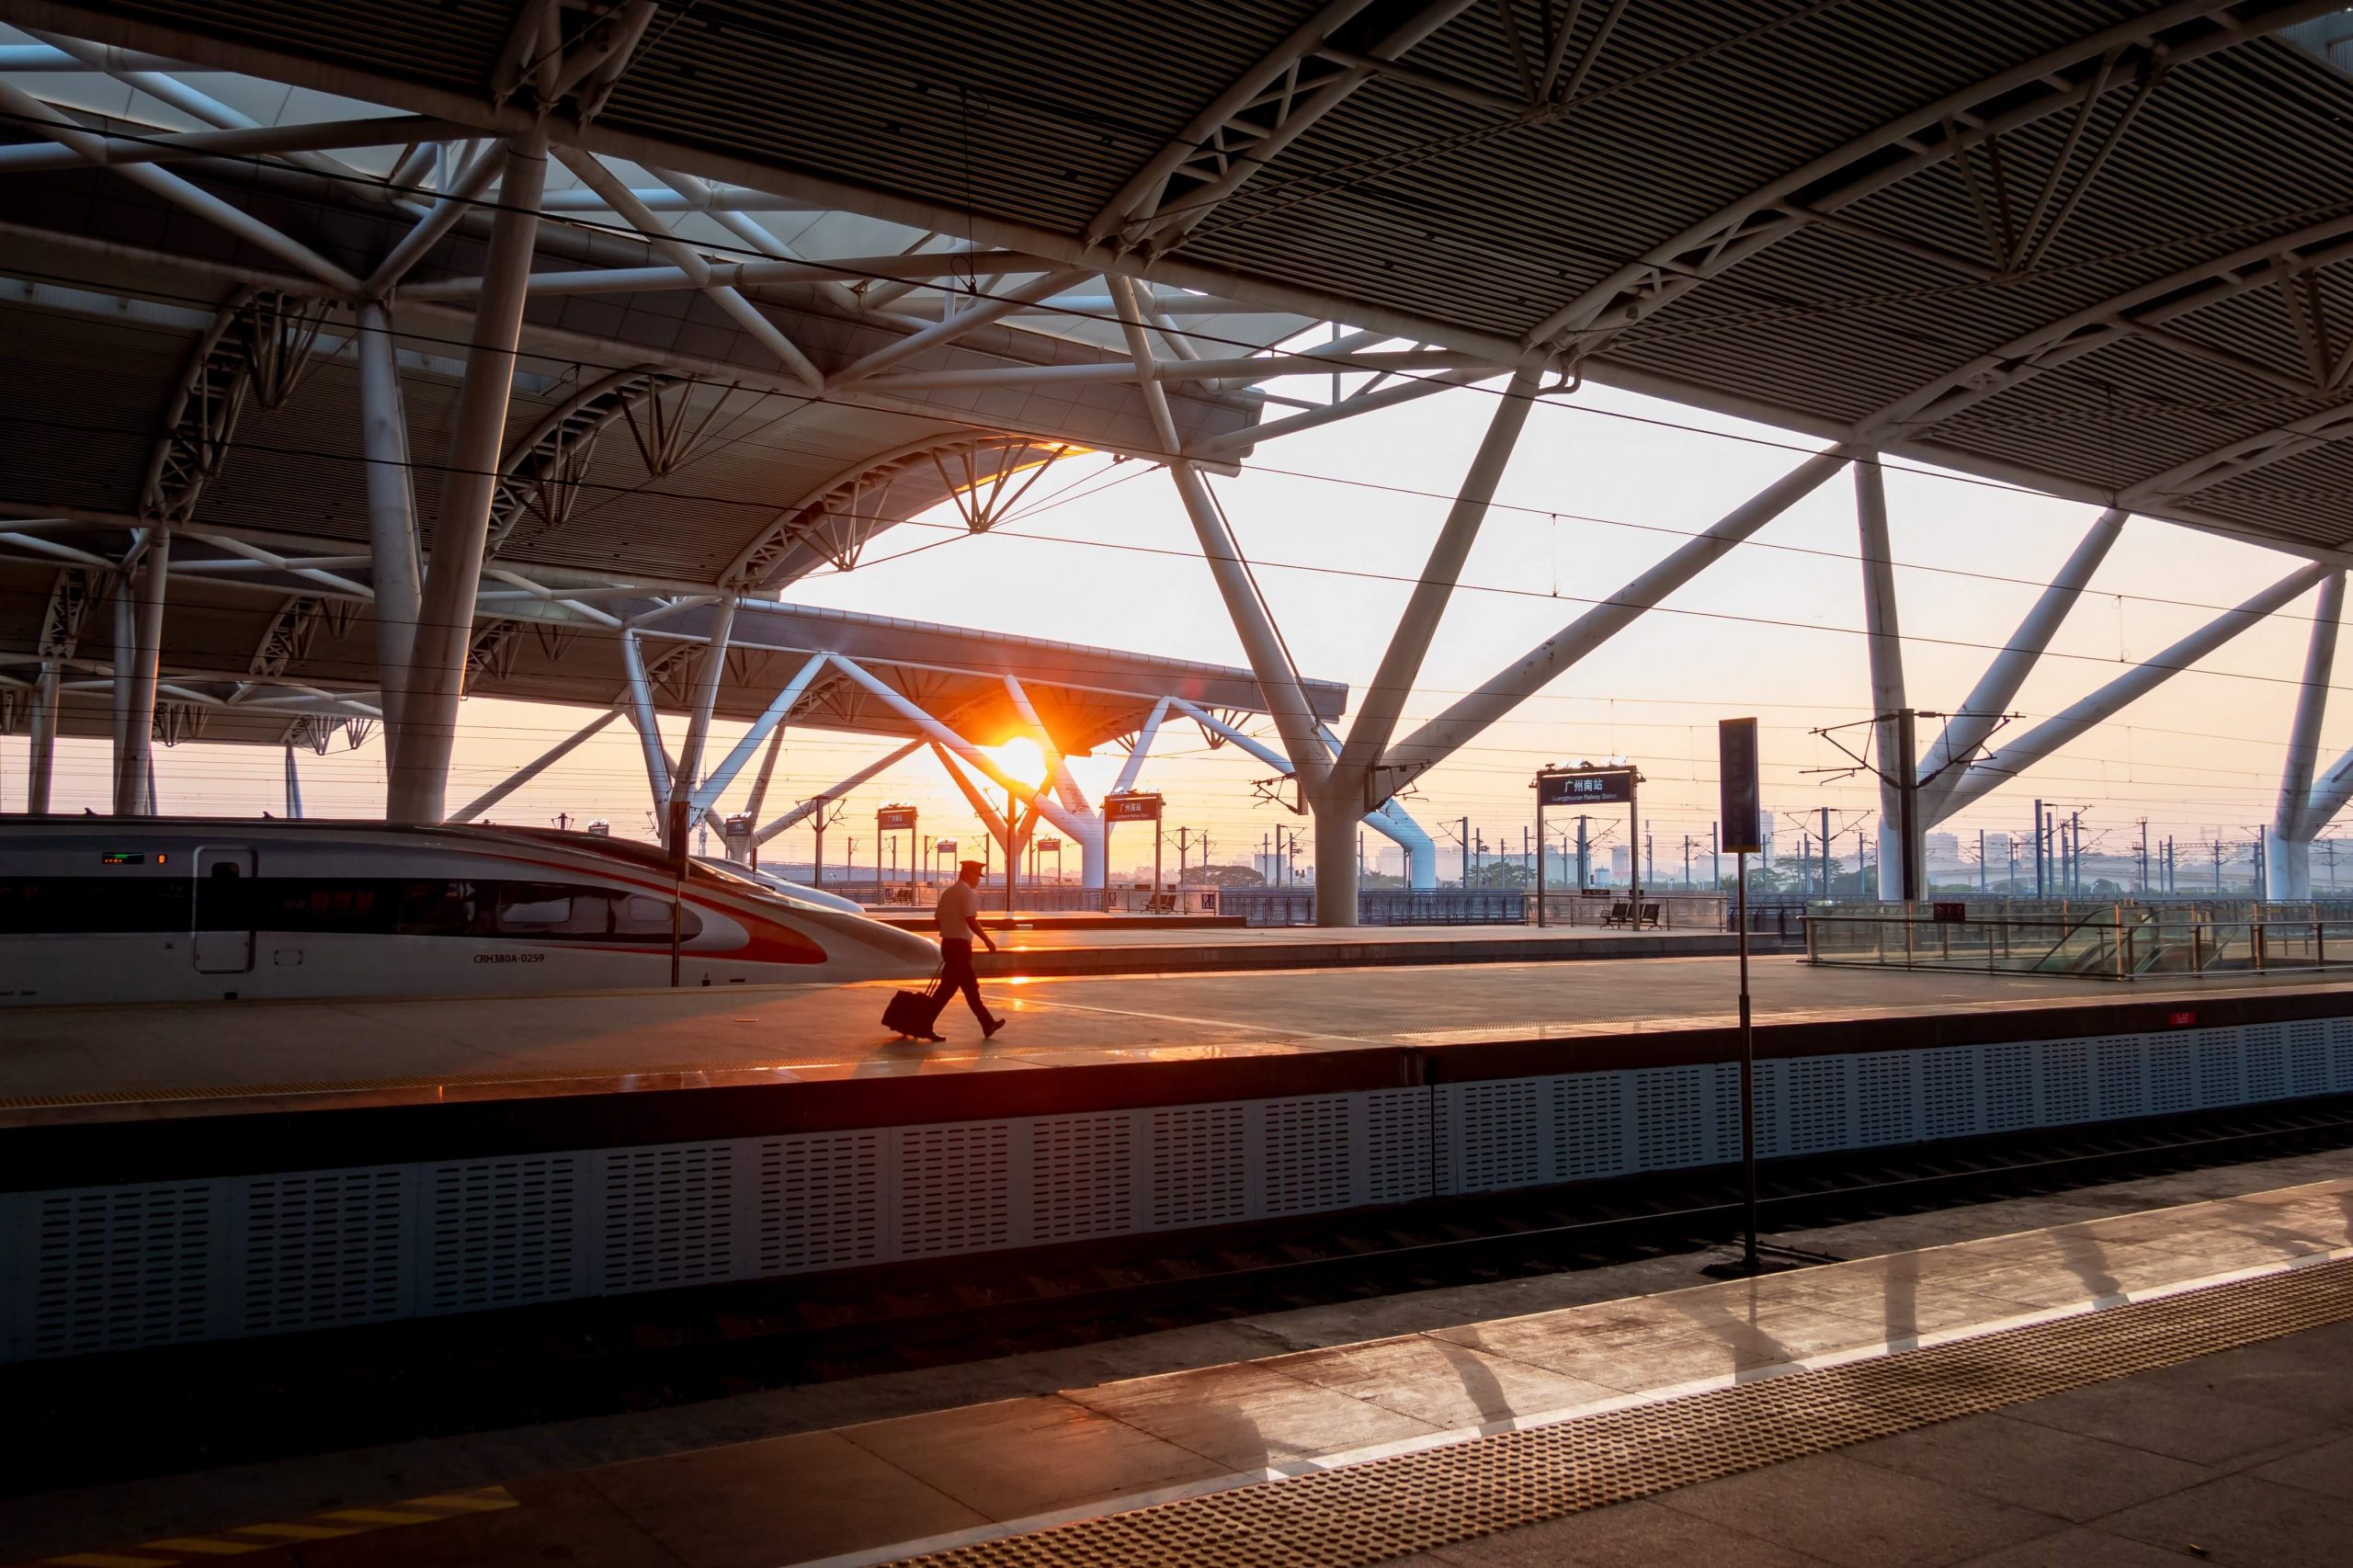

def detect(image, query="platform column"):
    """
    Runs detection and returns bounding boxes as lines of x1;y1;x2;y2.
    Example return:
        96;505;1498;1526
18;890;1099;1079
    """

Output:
667;597;736;857
1321;366;1541;926
1856;455;1914;900
2268;571;2343;900
1367;799;1438;890
387;129;547;824
26;660;57;813
113;533;168;817
357;299;423;778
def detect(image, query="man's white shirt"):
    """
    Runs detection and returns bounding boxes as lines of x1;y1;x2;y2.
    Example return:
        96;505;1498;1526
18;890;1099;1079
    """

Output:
936;879;980;941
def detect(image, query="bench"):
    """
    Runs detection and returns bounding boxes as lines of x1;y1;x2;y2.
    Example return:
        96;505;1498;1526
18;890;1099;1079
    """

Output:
1600;901;1664;928
1144;893;1177;915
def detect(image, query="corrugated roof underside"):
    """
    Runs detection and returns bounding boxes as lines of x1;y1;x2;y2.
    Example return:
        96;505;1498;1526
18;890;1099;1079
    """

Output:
38;0;2353;553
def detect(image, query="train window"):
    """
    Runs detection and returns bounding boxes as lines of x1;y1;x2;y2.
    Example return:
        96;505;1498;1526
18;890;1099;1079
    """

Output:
494;882;613;935
393;880;480;937
614;892;699;938
0;877;192;934
495;886;574;930
253;880;385;931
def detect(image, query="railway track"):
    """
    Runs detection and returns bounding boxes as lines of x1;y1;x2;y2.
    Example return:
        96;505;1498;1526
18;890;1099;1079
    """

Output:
5;1096;2347;1494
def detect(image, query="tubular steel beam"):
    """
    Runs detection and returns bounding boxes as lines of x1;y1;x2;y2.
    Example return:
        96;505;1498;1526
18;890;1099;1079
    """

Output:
27;662;59;814
754;739;923;845
363;142;508;296
552;146;826;392
1940;563;2334;820
824;654;1093;843
112;533;168;816
1385;449;1853;790
1109;275;1327;781
0;112;457;174
0;78;363;294
2268;571;2345;896
1111;698;1170;796
619;631;673;805
356;301;421;766
1335;368;1540;797
449;707;624;824
1005;674;1104;888
1855;456;1911;899
691;651;826;815
1918;507;2125;817
387;128;546;824
666;595;738;835
827;267;1086;387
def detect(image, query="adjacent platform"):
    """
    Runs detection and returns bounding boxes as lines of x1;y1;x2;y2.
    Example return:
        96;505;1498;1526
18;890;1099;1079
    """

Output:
6;955;2346;1123
14;1176;2347;1567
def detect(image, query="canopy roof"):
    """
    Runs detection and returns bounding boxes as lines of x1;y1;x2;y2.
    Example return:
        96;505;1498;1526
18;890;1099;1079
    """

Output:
11;2;2353;765
12;0;2353;559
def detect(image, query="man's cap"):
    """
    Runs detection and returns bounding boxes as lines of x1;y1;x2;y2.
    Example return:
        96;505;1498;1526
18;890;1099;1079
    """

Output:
959;859;985;872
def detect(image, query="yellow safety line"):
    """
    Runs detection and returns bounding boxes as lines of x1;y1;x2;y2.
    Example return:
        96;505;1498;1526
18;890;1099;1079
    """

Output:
136;1543;267;1558
34;1485;515;1567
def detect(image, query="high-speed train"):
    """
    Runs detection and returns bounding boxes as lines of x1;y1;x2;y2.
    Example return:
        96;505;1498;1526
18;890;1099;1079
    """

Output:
0;819;938;1006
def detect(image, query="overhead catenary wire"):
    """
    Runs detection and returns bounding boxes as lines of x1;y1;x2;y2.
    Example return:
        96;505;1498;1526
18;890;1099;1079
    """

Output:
6;108;2352;836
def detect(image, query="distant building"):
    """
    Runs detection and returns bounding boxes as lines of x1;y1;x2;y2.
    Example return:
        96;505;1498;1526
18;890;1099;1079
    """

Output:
1926;831;1961;869
1609;844;1633;883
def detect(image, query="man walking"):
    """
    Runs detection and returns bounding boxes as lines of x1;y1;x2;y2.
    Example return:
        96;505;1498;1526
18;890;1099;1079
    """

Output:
927;858;1006;1040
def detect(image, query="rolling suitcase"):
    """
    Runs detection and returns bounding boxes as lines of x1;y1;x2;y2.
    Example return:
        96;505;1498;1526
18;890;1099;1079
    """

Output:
881;966;946;1037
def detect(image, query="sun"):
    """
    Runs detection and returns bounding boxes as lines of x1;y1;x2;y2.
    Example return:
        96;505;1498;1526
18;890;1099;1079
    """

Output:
986;737;1049;790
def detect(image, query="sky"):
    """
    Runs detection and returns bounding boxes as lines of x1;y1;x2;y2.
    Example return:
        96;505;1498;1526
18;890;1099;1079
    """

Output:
9;371;2344;884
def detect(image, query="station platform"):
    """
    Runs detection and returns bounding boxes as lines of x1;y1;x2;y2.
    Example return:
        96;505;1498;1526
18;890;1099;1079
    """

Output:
871;912;1246;932
968;921;1745;977
12;1168;2348;1567
6;955;2347;1126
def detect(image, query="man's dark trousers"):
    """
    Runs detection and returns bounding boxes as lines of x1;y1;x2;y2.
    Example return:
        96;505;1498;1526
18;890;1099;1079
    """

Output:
936;937;989;1026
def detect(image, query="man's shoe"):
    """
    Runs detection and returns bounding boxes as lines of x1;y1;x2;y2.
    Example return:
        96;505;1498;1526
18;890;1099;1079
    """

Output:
916;1031;946;1043
982;1015;1006;1040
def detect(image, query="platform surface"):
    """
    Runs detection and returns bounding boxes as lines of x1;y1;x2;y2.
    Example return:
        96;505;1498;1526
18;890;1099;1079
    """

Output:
12;1172;2347;1567
972;921;1747;976
6;955;2350;1127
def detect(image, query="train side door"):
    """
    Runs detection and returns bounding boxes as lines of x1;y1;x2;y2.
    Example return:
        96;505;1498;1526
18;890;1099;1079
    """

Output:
192;846;257;973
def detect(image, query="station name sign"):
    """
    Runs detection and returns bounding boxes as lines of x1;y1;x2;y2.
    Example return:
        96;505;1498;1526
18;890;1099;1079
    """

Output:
1104;792;1164;824
1536;768;1637;807
876;805;918;832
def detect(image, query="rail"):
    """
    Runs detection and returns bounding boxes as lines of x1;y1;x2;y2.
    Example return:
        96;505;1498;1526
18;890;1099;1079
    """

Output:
1806;899;2353;980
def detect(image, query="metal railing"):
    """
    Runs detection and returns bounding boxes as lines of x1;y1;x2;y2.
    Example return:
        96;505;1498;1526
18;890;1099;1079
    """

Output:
1215;888;1733;930
1805;899;2353;980
844;883;1229;915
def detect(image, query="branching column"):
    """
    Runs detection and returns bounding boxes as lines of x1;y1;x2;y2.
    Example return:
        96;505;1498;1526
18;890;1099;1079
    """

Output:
2268;570;2344;899
27;661;58;813
358;299;423;780
1855;455;1914;898
387;128;547;824
113;534;168;816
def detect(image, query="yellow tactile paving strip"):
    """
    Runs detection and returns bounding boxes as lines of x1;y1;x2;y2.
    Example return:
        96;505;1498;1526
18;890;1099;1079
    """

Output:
888;1259;2353;1567
30;1485;514;1566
